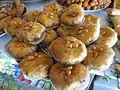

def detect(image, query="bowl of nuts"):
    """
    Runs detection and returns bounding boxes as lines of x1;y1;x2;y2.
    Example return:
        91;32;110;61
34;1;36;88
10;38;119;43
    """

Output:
57;0;112;12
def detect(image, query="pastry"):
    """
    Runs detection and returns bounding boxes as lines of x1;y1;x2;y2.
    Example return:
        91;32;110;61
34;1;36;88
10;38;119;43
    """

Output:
16;22;46;44
110;15;120;27
56;25;73;37
60;4;84;26
49;63;89;90
24;10;41;22
48;36;87;65
42;29;57;45
37;11;60;28
57;0;111;10
5;17;26;37
20;52;53;79
83;44;115;72
5;38;37;59
12;0;27;17
0;8;16;33
115;26;120;37
43;3;63;16
106;8;120;15
71;14;100;45
95;26;118;48
114;0;120;10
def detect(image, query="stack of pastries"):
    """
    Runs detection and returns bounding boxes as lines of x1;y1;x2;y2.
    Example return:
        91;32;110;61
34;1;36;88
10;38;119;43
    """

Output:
4;3;118;90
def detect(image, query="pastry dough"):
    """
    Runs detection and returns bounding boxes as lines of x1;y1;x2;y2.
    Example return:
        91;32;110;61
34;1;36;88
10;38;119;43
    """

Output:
44;3;63;16
48;36;87;65
20;52;53;79
96;26;118;47
50;63;89;90
6;17;26;37
60;4;84;26
24;10;41;22
37;11;60;28
83;44;115;72
42;29;57;45
16;22;46;44
5;38;37;59
71;14;100;45
56;25;73;37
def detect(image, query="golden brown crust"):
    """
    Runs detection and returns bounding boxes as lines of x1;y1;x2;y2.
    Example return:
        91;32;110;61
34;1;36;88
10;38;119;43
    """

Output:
24;10;41;22
49;63;89;90
37;11;60;28
56;25;74;37
44;3;63;16
83;44;115;71
70;14;100;45
6;17;26;37
95;26;117;47
16;22;46;43
20;52;53;79
48;36;87;64
5;38;37;59
60;4;84;26
42;29;57;45
0;8;16;31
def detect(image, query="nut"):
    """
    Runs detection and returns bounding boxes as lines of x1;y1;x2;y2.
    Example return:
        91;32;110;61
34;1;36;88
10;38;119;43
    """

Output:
73;43;79;48
28;56;34;60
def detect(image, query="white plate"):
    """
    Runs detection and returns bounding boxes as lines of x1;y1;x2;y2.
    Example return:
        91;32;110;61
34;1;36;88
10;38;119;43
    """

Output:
0;33;6;37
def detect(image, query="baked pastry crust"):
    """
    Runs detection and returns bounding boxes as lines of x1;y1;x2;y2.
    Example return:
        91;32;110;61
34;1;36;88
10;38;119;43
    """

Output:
42;29;57;45
44;3;63;16
83;44;115;71
5;38;37;59
0;8;16;32
95;26;118;48
71;14;100;45
16;22;46;44
60;4;84;26
56;25;73;37
24;10;41;22
20;52;53;79
48;36;87;64
37;11;60;28
6;17;26;37
49;63;89;90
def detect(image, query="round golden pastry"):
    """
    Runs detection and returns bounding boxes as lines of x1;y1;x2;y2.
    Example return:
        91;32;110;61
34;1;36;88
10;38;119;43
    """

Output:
49;63;89;90
95;26;118;48
20;52;53;79
43;3;63;16
48;36;87;65
83;44;115;72
16;22;46;44
70;14;100;45
37;11;60;28
115;25;120;37
24;10;41;22
0;8;16;32
42;29;57;45
5;38;37;59
5;17;26;37
56;25;73;37
60;4;84;26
